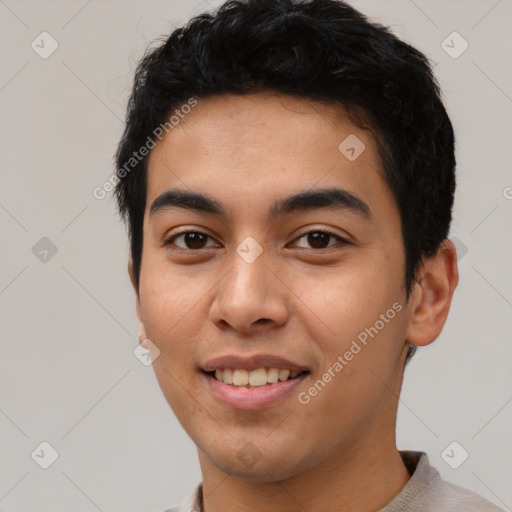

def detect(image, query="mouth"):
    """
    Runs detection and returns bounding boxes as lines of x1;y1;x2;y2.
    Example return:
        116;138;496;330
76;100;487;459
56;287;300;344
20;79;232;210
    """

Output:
201;354;311;409
200;355;311;410
203;367;310;388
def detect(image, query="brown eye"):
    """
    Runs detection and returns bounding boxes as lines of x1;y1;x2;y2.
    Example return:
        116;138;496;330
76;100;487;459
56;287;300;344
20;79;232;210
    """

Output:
165;231;218;250
292;230;347;250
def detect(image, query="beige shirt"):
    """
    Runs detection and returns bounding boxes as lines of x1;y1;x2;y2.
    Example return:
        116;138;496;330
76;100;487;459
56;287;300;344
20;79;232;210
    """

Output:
162;451;505;512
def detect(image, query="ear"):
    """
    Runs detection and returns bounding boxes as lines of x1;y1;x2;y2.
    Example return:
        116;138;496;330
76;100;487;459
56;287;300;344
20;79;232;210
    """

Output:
405;239;459;347
128;260;147;345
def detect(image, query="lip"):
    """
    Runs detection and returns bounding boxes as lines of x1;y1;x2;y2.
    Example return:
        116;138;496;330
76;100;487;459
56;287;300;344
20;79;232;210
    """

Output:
202;354;308;373
202;370;309;410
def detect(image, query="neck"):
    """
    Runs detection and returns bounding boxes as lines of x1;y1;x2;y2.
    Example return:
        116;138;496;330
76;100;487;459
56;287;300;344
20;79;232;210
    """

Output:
198;430;410;512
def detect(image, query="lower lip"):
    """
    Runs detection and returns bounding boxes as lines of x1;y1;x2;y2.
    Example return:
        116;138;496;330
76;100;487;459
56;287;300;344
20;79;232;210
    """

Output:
202;372;309;410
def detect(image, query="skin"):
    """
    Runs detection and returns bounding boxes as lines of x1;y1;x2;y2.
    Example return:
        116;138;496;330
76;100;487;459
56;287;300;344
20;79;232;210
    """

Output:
128;93;459;511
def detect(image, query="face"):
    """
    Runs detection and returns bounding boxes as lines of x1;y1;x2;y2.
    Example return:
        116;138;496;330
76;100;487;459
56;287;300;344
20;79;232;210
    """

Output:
134;93;416;481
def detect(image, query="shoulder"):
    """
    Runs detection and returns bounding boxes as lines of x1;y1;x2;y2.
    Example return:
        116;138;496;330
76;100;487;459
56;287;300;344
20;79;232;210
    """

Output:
426;477;505;511
160;503;198;512
383;451;505;512
160;482;202;512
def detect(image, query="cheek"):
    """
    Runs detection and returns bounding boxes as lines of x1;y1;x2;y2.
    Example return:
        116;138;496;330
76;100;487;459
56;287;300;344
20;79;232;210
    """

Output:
139;265;206;339
290;256;406;407
137;274;206;409
138;271;208;418
290;256;403;347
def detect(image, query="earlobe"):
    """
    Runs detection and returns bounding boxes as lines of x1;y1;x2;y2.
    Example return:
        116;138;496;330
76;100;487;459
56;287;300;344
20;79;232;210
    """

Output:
128;259;138;295
405;240;459;347
128;260;147;345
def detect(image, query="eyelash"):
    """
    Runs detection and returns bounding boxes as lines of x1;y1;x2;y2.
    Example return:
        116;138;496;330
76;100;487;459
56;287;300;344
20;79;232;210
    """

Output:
163;229;349;251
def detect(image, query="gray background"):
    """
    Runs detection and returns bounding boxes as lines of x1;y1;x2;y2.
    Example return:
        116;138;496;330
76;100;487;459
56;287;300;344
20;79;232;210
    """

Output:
1;0;511;510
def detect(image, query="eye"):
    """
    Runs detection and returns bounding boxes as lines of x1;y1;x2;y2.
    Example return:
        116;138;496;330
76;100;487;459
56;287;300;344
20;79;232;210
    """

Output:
164;229;349;251
291;230;349;250
164;231;219;250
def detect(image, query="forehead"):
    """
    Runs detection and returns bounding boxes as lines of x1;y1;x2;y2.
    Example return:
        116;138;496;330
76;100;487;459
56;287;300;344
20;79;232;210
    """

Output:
145;93;393;223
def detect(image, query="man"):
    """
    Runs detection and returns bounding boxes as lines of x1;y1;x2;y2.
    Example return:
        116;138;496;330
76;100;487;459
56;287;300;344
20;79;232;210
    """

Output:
114;0;503;510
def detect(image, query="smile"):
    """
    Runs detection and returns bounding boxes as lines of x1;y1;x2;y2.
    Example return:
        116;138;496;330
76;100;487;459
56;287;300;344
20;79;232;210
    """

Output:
202;369;310;410
207;367;307;388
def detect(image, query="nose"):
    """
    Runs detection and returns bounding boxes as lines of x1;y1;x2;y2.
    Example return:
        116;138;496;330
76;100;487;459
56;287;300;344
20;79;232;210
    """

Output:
209;244;289;335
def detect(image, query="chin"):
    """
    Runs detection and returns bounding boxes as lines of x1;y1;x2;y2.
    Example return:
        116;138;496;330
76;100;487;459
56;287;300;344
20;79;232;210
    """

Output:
199;438;313;483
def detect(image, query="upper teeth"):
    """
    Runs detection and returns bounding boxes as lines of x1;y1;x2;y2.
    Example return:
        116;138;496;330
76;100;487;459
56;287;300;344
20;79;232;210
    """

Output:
214;368;300;387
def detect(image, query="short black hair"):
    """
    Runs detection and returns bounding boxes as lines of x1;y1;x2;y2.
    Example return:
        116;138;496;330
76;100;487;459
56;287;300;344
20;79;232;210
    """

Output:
114;0;455;303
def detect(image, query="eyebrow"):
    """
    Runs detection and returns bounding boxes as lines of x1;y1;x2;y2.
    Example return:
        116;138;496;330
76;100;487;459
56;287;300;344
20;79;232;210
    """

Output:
150;187;372;221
